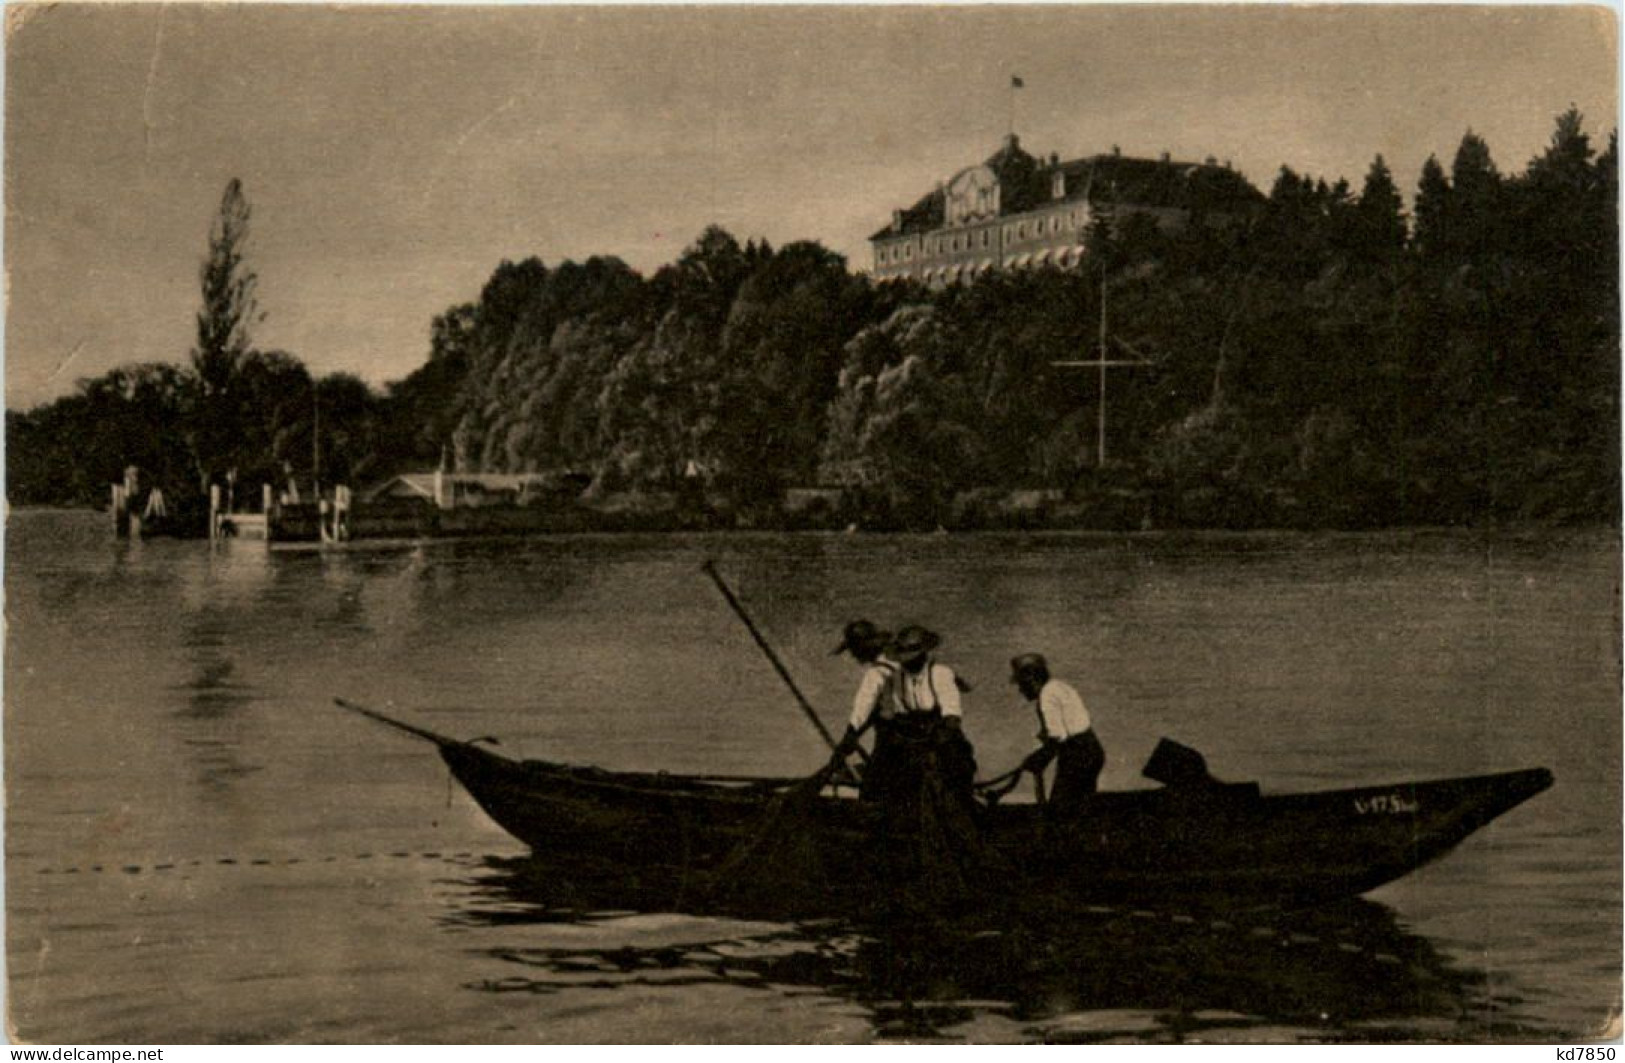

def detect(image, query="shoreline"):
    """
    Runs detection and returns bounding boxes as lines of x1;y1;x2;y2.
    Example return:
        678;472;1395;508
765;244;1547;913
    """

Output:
11;502;1617;541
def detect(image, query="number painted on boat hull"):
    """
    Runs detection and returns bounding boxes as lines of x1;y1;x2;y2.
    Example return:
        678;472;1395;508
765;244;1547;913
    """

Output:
1354;793;1420;815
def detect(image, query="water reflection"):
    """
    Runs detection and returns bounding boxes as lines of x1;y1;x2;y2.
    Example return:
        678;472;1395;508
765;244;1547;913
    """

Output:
444;852;1530;1042
171;558;267;795
172;620;262;793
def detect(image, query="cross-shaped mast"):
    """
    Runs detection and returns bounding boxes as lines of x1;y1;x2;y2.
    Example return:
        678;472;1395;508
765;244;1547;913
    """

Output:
1052;268;1151;466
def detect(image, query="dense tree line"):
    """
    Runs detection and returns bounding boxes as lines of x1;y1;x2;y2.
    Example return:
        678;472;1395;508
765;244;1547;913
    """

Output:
9;110;1618;529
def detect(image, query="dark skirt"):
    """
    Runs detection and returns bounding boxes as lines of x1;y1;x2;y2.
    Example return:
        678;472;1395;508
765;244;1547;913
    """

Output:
1051;729;1105;809
863;713;977;805
861;713;985;910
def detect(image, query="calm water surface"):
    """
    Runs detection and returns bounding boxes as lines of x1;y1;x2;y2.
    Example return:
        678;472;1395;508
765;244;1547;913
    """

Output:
6;511;1619;1042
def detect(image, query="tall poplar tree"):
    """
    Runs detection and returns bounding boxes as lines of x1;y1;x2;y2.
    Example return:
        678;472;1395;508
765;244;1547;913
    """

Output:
188;178;261;489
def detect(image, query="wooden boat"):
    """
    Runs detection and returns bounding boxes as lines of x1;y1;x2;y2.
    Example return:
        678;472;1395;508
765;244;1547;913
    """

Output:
340;700;1553;914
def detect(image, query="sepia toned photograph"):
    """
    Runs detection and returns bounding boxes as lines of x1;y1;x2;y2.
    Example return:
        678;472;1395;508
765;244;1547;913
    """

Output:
4;2;1619;1045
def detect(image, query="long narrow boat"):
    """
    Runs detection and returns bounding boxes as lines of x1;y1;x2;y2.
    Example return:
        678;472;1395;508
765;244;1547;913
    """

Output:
339;700;1552;913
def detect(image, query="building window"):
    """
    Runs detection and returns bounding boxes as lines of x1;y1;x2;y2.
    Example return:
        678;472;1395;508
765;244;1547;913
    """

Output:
1050;217;1060;233
906;245;913;260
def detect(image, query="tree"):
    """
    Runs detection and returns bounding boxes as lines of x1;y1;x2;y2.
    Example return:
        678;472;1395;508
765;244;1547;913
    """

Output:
188;178;262;489
713;240;858;505
1449;130;1503;257
232;349;314;485
1527;105;1595;190
313;373;379;487
1412;155;1451;259
1350;154;1407;259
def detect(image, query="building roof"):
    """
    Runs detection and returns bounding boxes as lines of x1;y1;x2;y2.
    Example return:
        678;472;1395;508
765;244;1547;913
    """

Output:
869;186;946;241
872;137;1263;240
361;471;588;504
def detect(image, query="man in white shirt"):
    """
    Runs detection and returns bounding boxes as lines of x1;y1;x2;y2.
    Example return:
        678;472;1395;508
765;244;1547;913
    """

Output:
881;625;977;802
830;619;894;798
832;623;976;803
1011;653;1105;810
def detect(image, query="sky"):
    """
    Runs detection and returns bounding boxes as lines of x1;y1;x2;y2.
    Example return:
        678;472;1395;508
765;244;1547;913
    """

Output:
4;3;1618;409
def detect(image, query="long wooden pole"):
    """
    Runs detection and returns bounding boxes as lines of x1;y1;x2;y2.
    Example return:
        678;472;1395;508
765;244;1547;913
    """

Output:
1098;267;1109;466
701;560;861;763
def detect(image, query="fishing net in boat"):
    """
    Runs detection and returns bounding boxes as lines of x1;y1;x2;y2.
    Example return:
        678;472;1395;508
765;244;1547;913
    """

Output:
705;721;995;918
703;768;845;913
868;719;992;917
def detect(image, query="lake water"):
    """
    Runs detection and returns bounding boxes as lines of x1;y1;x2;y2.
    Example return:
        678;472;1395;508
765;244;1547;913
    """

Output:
5;509;1619;1043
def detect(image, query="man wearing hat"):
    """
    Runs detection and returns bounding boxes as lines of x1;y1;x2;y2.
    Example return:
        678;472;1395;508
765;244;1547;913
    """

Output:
831;622;976;803
830;619;896;800
1010;652;1104;811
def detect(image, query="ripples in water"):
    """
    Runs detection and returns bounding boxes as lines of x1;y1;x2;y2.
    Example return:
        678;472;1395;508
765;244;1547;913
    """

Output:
439;852;1552;1043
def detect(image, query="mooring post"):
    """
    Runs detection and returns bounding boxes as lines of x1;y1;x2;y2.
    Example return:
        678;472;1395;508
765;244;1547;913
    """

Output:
122;467;143;540
112;484;128;539
335;484;351;542
262;484;275;543
209;484;221;541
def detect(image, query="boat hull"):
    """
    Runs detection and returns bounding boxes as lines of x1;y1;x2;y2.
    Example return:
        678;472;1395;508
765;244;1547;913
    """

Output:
438;743;1552;913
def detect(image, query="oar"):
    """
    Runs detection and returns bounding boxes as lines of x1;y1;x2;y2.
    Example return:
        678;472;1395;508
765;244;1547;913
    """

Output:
701;560;868;769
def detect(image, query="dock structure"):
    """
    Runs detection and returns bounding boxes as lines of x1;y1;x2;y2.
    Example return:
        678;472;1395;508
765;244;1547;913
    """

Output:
111;466;169;539
109;472;347;543
209;482;353;543
210;483;273;541
118;463;595;544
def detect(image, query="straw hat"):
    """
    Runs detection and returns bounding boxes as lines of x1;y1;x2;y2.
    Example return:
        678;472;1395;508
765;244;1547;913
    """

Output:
832;619;890;658
889;625;942;661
